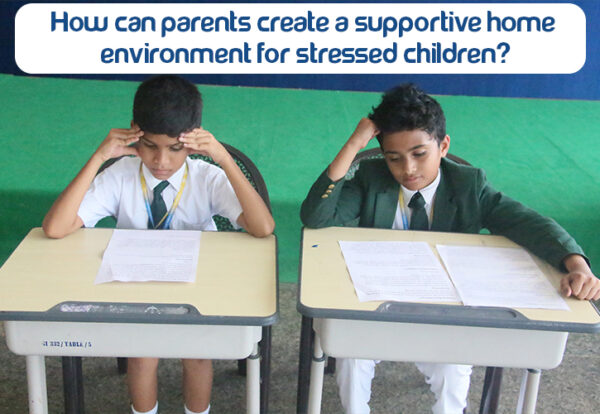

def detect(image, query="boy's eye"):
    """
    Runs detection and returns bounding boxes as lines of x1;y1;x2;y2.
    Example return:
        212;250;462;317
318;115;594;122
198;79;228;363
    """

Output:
142;140;156;148
170;144;184;152
413;151;427;158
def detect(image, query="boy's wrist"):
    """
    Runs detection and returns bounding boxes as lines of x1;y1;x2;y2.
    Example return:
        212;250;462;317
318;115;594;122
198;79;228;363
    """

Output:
215;151;235;168
563;254;590;273
90;151;109;167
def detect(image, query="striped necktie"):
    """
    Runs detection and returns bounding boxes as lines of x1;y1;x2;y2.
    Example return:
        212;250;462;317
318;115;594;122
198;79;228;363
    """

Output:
148;180;170;229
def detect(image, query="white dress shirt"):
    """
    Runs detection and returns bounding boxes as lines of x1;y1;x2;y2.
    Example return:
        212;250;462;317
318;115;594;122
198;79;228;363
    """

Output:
392;169;441;230
78;157;243;231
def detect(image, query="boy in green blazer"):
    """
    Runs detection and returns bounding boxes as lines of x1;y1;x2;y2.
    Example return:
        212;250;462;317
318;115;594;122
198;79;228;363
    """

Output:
300;84;599;414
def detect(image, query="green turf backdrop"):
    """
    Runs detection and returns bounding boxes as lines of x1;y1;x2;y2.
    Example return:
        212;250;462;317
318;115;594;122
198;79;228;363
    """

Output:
1;74;598;282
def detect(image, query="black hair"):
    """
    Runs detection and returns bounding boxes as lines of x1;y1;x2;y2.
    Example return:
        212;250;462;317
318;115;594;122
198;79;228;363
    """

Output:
133;75;203;137
368;83;446;145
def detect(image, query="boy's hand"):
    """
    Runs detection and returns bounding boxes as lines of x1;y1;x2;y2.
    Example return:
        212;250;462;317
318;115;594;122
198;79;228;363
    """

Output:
179;128;230;165
347;118;379;150
94;127;142;162
560;255;600;300
560;272;600;300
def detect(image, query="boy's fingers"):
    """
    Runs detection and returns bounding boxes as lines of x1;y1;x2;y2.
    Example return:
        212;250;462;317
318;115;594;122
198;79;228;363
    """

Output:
560;277;572;297
576;284;592;300
564;272;600;300
568;273;585;296
184;143;208;151
123;136;140;146
109;132;137;142
110;128;133;136
189;127;205;135
115;134;141;145
180;137;212;146
182;129;210;137
125;129;143;138
584;280;600;300
584;287;598;301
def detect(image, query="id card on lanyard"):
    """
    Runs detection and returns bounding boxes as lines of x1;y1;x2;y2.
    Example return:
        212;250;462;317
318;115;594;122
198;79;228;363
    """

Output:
140;162;189;229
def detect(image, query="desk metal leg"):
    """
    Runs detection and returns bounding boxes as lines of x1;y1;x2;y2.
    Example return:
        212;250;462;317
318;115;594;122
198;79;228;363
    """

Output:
307;333;325;414
26;355;48;414
62;356;85;414
297;316;313;414
117;357;128;375
260;326;272;414
324;357;336;375
479;367;503;414
247;343;261;414
238;359;247;376
516;369;541;414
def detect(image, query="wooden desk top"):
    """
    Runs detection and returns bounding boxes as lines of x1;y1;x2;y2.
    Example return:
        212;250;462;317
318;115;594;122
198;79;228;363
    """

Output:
0;228;277;324
299;227;600;331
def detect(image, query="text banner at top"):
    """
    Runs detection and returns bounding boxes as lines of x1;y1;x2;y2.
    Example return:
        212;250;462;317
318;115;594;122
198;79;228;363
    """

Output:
15;3;586;74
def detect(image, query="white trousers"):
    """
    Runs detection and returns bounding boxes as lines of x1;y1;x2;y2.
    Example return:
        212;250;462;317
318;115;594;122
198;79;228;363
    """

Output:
336;358;472;414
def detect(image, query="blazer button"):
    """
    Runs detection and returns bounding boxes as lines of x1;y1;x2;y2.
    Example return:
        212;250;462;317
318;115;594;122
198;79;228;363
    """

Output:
326;189;332;194
328;184;335;189
321;194;329;199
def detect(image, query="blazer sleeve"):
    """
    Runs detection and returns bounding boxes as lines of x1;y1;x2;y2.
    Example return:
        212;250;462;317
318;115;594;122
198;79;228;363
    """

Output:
477;170;586;270
300;168;364;228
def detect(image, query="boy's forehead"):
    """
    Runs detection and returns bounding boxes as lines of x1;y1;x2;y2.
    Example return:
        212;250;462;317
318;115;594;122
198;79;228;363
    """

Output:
382;129;436;145
142;132;179;143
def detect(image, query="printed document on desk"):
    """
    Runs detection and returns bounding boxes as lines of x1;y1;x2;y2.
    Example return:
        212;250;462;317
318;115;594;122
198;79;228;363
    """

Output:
436;245;568;310
339;241;460;303
95;229;202;284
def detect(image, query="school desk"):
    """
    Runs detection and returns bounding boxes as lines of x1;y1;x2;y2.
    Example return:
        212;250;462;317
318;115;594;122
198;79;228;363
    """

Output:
0;228;278;414
296;227;600;414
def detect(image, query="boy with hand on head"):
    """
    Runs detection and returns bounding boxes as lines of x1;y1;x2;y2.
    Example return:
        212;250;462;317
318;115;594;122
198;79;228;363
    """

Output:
43;75;274;414
300;84;600;414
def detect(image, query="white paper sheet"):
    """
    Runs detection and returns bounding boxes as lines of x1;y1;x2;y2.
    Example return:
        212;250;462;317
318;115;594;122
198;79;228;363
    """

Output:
338;241;460;303
95;229;202;284
436;245;568;310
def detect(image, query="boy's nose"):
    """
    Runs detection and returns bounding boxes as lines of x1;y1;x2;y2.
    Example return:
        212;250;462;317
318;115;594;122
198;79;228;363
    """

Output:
404;159;416;174
154;150;169;166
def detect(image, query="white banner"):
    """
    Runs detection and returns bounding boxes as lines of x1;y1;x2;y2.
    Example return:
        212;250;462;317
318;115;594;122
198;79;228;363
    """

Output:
15;3;586;74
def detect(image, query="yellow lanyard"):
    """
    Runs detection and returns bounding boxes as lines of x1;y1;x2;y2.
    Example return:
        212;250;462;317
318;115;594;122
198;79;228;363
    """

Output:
140;162;188;229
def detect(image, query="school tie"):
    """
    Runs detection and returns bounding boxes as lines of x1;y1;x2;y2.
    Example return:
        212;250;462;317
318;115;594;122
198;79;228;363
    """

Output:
148;180;170;230
408;192;429;231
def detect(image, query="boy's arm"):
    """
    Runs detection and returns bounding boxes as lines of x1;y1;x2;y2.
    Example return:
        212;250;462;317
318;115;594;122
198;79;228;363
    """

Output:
327;118;379;181
477;172;599;300
300;118;378;228
560;254;600;300
42;127;142;239
179;128;274;238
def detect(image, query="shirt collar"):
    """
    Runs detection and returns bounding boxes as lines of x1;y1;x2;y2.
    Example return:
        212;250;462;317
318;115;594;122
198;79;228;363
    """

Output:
141;160;187;191
400;168;441;207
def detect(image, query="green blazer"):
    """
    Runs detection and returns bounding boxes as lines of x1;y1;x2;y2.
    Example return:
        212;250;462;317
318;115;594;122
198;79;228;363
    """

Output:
300;157;585;270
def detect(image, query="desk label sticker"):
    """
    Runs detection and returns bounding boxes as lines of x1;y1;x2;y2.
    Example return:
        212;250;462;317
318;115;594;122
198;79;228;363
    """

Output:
41;340;93;349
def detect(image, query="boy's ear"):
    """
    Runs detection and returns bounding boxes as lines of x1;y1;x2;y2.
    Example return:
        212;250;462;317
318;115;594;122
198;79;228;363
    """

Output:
440;135;450;156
